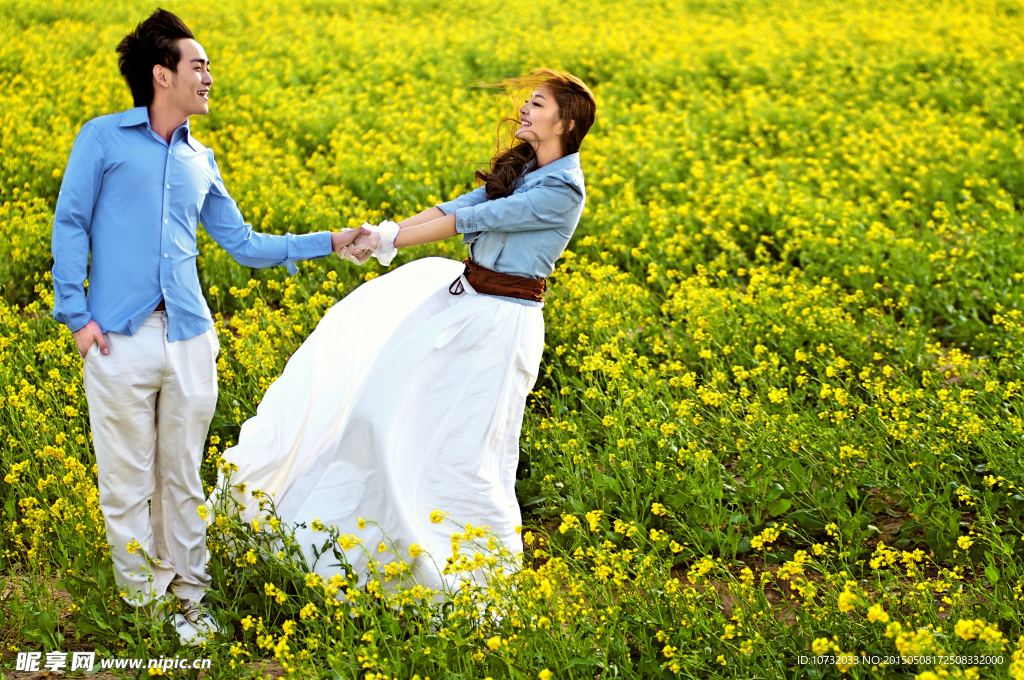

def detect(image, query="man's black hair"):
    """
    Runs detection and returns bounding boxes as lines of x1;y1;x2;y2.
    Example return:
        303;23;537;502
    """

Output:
115;9;195;107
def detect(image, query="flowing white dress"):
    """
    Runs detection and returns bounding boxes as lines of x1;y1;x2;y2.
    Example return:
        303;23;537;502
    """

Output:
210;256;544;591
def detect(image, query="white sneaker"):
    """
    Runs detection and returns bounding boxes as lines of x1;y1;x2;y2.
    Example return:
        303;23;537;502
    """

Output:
173;614;204;647
182;603;221;638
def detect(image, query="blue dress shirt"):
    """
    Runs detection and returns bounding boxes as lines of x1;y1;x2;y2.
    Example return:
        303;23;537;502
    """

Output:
436;152;586;308
51;107;333;341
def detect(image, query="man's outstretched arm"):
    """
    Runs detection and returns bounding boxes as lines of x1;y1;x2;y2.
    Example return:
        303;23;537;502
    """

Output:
200;155;365;273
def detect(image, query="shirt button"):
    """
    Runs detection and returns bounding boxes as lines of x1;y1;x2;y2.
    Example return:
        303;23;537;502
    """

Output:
166;184;170;189
162;288;167;294
164;219;168;224
163;253;168;258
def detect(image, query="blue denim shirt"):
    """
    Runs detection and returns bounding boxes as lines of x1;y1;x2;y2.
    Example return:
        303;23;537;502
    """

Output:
51;107;332;341
436;152;585;307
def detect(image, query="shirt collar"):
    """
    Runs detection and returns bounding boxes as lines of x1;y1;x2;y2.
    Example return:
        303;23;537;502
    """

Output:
118;107;150;128
119;107;198;150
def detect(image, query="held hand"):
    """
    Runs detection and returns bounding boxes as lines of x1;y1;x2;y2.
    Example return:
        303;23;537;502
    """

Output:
73;320;108;359
342;247;372;265
342;231;380;266
351;231;381;255
330;225;371;254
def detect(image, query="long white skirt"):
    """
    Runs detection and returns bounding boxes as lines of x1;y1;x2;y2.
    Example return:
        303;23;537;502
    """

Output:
210;257;544;591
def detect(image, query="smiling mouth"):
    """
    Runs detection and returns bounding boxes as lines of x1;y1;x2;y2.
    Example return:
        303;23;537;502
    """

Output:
519;120;532;128
198;89;210;98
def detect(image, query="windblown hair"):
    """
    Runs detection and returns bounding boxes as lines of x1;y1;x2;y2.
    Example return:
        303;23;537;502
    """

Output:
475;69;597;200
115;9;195;107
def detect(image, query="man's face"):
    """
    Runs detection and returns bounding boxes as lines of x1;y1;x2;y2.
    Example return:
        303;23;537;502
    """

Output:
166;38;213;116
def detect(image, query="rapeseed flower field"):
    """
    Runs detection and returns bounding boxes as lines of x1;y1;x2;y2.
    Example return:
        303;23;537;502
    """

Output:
4;0;1024;676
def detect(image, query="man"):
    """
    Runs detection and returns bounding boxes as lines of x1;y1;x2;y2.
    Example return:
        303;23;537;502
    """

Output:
50;8;366;645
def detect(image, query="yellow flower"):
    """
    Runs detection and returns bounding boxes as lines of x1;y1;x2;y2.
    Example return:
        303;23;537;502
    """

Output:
866;602;889;623
430;510;445;524
409;543;425;558
837;590;858;613
885;622;903;639
955;619;978;640
651;502;666;516
338;534;360;550
357;517;366;529
196;504;208;521
487;636;501;651
538;670;553;680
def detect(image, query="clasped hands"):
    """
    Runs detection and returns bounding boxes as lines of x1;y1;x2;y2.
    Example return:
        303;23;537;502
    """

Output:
331;221;400;267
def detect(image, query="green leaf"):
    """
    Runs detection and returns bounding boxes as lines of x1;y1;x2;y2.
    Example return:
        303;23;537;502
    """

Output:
786;508;826;532
766;499;792;517
562;658;603;671
595;473;621;495
985;563;1000;584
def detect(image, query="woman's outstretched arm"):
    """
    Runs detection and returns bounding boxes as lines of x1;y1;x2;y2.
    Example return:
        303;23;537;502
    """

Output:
397;206;445;229
393;212;456;248
346;209;455;259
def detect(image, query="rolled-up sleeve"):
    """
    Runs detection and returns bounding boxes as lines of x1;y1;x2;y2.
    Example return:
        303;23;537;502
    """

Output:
436;185;488;216
51;122;103;333
200;155;332;275
453;175;583;235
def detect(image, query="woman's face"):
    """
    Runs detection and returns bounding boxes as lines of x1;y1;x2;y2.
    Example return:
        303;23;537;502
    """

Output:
516;85;566;149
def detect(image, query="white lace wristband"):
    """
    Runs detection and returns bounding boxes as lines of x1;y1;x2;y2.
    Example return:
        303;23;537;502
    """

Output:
373;220;400;266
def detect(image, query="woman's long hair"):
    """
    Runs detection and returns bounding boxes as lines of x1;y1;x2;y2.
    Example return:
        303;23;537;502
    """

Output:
475;69;596;200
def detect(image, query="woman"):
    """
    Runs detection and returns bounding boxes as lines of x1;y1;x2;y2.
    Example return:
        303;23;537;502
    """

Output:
211;69;596;592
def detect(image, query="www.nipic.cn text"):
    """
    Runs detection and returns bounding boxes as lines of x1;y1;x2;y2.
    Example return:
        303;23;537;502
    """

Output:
15;651;212;672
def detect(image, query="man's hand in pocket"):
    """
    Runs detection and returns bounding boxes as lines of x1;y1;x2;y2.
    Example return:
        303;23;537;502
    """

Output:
73;320;109;359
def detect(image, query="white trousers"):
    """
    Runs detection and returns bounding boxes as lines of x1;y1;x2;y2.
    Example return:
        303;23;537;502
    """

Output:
83;311;218;607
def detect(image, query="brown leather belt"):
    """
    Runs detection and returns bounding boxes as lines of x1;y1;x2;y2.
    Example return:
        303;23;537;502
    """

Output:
448;258;546;303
